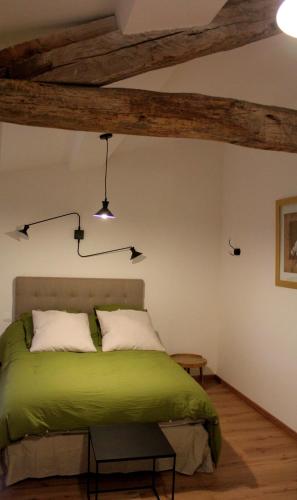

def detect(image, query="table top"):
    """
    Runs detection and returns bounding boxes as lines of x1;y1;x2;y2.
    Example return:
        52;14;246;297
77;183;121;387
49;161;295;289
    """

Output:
170;353;207;368
89;423;175;463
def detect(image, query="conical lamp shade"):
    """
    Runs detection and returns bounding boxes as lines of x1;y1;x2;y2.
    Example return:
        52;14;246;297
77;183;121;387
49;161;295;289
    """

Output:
93;200;115;219
130;247;142;260
18;225;30;238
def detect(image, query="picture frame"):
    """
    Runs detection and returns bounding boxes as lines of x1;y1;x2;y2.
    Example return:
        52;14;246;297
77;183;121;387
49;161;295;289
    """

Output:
276;196;297;289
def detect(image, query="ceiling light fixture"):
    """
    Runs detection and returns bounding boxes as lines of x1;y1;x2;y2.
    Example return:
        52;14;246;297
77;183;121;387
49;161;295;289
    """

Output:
276;0;297;38
93;133;115;219
15;212;143;262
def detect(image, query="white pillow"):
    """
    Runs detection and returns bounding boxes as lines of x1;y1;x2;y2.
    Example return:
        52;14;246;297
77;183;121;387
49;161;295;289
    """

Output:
95;309;165;352
30;310;96;352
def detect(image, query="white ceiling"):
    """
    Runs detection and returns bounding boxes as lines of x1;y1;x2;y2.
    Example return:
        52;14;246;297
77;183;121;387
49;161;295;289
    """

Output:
0;0;226;47
0;1;296;173
116;0;227;33
0;0;116;47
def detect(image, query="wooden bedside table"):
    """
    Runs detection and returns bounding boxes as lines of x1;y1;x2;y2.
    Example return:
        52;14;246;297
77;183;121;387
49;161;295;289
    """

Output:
171;353;207;384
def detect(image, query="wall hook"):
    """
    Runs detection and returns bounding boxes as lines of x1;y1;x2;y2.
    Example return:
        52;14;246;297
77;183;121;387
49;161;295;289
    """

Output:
229;239;241;256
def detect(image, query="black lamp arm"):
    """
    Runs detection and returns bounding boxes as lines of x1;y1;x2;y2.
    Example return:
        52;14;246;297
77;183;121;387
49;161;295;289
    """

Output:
77;240;131;258
26;212;82;229
19;212;141;261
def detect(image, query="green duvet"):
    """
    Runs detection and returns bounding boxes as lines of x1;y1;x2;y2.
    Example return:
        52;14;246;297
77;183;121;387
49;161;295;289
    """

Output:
0;321;221;465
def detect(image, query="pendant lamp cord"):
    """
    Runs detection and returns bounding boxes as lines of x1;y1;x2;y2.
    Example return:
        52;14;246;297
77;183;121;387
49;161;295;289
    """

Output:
104;137;109;201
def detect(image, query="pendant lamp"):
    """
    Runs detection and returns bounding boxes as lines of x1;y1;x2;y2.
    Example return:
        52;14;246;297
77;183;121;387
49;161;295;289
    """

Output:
94;133;115;219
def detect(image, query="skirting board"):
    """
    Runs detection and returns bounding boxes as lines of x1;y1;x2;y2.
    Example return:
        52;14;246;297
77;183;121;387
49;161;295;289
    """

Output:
216;376;297;441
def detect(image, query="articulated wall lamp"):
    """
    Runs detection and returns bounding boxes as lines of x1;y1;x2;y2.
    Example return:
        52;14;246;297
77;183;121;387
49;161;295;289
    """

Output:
93;133;115;219
17;213;81;239
16;212;143;262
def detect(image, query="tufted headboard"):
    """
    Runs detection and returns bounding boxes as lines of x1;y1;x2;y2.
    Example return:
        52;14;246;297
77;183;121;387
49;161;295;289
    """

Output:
14;277;144;319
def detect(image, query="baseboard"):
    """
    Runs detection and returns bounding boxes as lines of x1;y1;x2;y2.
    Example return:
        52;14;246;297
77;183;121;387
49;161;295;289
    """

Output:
217;376;297;440
193;374;221;383
194;374;220;383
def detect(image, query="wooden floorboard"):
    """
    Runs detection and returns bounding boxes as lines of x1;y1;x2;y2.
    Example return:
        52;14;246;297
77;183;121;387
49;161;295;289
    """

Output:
0;381;296;499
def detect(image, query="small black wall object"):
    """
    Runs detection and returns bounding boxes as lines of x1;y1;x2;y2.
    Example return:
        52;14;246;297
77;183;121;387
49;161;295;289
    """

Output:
229;239;241;256
74;229;84;241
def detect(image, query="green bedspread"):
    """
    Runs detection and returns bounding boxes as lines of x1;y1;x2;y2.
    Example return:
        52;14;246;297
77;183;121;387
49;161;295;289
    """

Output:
0;321;221;465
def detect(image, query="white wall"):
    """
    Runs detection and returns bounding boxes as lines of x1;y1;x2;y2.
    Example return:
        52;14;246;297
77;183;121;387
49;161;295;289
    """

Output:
1;127;297;431
0;135;222;372
219;145;297;432
0;4;296;435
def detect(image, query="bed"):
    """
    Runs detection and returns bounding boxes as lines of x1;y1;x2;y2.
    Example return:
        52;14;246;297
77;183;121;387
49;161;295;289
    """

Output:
0;276;220;486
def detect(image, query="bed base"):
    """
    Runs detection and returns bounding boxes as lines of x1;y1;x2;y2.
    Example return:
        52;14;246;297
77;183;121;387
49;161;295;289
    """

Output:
4;422;213;486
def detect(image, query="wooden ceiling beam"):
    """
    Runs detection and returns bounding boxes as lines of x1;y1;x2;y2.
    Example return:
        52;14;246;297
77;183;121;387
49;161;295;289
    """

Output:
0;0;280;85
0;16;117;77
0;79;296;153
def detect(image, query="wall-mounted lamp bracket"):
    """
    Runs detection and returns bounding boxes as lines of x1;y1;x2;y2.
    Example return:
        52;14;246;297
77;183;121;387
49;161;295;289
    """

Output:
229;239;241;256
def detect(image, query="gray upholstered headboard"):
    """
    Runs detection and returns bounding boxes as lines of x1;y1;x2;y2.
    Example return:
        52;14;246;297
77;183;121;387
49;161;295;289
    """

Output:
14;277;144;319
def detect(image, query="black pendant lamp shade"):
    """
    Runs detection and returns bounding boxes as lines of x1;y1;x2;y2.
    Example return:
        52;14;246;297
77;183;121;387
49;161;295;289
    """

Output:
94;133;115;219
93;199;114;219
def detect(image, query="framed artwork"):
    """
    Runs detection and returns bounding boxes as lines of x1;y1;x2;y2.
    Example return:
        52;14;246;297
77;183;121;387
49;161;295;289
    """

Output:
276;196;297;289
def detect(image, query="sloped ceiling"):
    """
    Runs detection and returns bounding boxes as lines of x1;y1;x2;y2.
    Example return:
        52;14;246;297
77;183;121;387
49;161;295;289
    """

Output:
0;0;116;47
0;0;296;174
116;0;227;33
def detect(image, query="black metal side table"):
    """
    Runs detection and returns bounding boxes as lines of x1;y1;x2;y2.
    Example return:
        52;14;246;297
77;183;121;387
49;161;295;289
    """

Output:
87;422;176;499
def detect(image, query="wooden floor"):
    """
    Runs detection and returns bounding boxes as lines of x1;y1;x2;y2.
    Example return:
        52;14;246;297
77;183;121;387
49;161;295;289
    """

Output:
0;381;296;499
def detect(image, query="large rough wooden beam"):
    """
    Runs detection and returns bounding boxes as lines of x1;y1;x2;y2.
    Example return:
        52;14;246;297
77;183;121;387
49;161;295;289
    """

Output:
0;79;296;153
0;16;117;77
0;0;280;85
